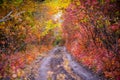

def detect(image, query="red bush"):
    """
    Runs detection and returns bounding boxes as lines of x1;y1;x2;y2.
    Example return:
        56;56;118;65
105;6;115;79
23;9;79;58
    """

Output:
62;0;120;79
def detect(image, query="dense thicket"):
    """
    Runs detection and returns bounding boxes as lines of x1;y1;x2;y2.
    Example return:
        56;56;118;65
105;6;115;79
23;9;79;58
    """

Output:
62;0;120;79
0;0;70;79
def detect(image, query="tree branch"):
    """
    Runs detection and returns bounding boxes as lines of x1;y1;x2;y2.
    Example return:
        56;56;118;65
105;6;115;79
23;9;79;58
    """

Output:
0;11;13;22
0;11;25;23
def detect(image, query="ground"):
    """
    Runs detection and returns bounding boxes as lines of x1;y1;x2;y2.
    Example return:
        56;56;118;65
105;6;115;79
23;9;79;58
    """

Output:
22;46;106;80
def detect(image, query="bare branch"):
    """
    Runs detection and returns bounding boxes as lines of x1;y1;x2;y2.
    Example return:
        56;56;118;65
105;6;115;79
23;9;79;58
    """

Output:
16;11;25;16
0;11;13;22
0;11;25;22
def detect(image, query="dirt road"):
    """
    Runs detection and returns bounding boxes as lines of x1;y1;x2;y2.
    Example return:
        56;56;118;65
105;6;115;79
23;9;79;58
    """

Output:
27;46;105;80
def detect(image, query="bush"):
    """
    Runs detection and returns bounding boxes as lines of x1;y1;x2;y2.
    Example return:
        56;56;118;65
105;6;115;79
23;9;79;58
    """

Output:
62;0;120;79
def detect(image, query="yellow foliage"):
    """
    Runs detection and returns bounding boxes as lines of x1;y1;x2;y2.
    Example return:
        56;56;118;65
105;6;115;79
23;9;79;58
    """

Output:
45;0;71;14
41;20;57;36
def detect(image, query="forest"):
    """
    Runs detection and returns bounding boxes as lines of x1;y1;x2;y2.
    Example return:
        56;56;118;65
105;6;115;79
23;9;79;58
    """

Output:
0;0;120;80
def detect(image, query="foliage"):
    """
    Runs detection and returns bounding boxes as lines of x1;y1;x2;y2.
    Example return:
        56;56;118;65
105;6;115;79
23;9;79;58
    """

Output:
62;0;120;79
0;0;37;54
0;0;65;79
0;0;38;79
1;0;119;79
44;0;71;14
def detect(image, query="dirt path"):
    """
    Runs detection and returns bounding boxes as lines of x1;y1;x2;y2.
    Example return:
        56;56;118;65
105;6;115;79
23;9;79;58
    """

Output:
26;46;106;80
38;47;78;80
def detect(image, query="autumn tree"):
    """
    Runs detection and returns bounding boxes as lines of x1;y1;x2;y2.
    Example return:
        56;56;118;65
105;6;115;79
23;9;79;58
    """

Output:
62;0;120;79
0;0;71;79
